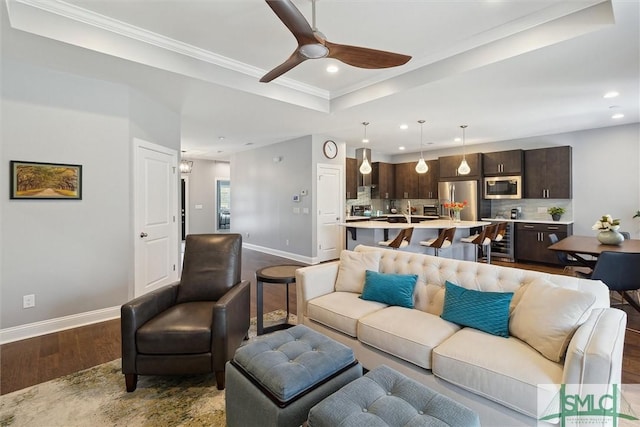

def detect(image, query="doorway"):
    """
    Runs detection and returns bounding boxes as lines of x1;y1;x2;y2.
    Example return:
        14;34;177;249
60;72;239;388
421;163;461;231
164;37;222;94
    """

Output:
217;179;231;231
133;139;179;297
181;175;189;240
316;164;344;262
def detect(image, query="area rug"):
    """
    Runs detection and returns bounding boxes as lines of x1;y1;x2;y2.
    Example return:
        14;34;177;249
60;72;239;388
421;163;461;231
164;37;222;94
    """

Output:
0;311;296;427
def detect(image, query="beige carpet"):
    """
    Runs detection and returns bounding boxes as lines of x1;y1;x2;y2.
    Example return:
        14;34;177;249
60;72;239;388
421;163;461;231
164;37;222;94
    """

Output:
0;311;295;427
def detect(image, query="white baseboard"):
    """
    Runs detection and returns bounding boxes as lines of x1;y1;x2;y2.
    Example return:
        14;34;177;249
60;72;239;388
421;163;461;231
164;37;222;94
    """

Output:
0;306;120;344
242;243;318;265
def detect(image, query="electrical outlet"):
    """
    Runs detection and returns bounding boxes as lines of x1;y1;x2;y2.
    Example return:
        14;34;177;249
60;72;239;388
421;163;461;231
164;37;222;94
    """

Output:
286;239;289;246
23;294;35;309
538;207;548;213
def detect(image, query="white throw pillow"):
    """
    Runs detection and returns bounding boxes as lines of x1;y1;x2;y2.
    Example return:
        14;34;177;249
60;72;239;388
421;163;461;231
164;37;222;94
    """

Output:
509;278;596;362
334;250;381;293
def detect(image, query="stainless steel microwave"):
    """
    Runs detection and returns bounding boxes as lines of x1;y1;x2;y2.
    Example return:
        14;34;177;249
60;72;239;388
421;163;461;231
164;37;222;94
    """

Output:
484;176;522;199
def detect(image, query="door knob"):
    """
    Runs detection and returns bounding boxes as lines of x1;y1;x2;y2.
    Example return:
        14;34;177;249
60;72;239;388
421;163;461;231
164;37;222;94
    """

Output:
140;232;148;238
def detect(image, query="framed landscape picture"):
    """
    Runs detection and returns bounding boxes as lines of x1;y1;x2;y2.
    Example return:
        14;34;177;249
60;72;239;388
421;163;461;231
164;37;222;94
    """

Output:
10;161;82;200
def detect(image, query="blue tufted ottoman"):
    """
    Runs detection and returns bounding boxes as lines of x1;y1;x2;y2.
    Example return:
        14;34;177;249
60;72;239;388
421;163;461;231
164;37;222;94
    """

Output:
225;324;362;427
307;365;480;427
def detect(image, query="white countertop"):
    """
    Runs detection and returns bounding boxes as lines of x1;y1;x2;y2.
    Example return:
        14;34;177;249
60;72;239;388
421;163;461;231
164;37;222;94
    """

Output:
481;217;574;225
341;219;491;229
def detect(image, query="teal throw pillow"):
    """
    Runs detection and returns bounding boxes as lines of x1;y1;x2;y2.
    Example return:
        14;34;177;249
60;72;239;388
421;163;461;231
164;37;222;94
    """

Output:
360;270;418;308
440;281;513;338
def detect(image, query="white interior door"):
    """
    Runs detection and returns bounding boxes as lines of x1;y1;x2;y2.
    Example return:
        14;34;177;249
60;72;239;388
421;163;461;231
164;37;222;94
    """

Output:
134;139;179;297
317;164;343;262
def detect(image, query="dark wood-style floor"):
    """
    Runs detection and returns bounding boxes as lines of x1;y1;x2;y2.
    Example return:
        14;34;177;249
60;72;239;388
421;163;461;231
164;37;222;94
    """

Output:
1;251;638;395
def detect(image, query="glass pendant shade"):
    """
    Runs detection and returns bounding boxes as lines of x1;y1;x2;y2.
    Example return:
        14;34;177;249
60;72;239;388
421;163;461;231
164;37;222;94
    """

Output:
415;157;428;173
359;157;372;174
457;158;471;175
415;120;428;174
359;121;372;175
457;124;470;175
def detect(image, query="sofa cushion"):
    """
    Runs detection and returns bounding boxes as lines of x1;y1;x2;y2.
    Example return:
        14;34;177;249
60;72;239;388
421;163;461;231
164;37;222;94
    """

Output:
432;328;563;418
440;281;513;338
307;292;387;337
361;270;418;308
357;306;460;369
510;278;597;362
335;250;381;293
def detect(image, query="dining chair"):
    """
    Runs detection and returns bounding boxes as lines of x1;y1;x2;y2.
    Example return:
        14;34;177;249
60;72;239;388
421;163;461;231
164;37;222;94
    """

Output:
378;227;413;250
590;251;640;313
419;227;456;256
547;233;592;278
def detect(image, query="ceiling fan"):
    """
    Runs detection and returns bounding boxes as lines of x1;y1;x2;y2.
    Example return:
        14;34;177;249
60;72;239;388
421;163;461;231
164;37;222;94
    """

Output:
260;0;412;83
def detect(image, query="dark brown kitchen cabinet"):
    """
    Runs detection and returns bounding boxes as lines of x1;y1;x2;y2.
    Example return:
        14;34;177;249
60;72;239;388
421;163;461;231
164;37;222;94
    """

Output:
483;150;523;176
345;157;358;199
524;146;572;199
371;162;395;199
418;160;439;199
394;162;419;199
515;222;573;265
438;153;482;180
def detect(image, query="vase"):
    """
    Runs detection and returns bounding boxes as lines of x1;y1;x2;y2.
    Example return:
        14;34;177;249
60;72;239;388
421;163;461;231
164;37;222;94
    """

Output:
551;214;561;221
597;230;624;245
453;210;461;222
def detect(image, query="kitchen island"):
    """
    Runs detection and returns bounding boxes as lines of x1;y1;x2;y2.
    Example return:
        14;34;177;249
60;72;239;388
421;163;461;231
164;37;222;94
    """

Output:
341;219;491;261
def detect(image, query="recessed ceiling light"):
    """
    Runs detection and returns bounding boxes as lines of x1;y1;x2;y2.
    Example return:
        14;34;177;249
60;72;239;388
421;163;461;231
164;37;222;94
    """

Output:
612;113;625;119
398;146;406;150
454;137;461;142
326;65;339;73
245;142;253;146
399;124;408;130
218;136;225;140
604;91;619;99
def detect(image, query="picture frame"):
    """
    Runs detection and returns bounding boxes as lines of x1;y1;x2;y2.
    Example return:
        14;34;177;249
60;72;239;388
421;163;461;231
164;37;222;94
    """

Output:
10;161;82;200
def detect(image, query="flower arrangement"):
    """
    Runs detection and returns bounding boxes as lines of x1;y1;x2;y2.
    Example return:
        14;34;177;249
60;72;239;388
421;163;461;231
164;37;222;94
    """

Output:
592;214;620;231
444;201;467;212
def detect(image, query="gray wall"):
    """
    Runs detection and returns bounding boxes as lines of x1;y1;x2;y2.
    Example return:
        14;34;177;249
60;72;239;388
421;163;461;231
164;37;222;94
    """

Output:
184;159;230;234
1;59;180;331
230;135;344;261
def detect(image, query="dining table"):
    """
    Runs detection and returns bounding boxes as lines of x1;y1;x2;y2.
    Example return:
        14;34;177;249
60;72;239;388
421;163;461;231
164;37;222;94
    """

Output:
547;235;640;268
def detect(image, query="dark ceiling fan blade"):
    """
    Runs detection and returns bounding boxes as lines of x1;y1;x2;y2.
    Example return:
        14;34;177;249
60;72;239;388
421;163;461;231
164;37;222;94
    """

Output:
260;51;307;83
325;40;411;69
265;0;318;46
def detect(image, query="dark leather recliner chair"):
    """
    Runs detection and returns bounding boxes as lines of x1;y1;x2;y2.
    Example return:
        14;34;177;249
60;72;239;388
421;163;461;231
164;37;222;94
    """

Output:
121;233;250;392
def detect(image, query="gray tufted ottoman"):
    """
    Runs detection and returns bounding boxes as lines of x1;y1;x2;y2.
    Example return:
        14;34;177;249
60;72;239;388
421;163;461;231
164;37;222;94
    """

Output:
307;365;480;427
225;324;362;427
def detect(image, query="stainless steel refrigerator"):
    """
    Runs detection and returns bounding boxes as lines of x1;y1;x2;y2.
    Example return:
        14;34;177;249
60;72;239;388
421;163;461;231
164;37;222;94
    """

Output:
438;180;480;222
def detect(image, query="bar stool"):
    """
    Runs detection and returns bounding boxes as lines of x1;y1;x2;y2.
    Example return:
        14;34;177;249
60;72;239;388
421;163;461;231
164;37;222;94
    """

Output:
493;222;508;243
419;227;456;256
460;224;497;263
378;227;413;249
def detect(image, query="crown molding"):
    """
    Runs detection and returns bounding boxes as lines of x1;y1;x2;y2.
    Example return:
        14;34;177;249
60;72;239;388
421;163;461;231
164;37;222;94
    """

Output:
6;0;330;101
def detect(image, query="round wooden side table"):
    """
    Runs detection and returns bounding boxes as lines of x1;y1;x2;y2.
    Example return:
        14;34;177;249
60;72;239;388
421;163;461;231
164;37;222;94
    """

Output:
255;264;301;335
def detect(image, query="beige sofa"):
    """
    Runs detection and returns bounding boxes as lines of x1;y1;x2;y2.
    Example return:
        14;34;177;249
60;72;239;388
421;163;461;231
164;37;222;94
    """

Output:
295;245;627;426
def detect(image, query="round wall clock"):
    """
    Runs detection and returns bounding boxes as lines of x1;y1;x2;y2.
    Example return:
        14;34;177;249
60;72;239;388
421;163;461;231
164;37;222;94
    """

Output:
323;140;338;159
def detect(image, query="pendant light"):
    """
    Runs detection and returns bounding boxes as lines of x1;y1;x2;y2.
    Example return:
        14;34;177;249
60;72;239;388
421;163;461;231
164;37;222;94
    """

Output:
415;120;428;174
180;160;193;173
457;125;471;175
359;122;372;175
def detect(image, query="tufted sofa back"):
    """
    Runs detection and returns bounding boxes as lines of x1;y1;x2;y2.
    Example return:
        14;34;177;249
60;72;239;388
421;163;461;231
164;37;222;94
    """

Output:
353;245;610;314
